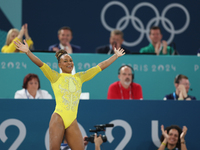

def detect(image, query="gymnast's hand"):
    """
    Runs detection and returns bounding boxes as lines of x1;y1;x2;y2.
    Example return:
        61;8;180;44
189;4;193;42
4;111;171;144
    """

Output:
114;47;125;57
14;40;30;53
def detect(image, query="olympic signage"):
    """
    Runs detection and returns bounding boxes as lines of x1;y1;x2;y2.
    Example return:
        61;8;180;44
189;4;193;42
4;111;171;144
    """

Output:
0;118;162;150
101;1;190;47
1;100;199;149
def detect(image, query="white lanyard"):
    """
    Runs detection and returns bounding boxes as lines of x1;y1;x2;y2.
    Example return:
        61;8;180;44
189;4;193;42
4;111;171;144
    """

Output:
119;83;132;100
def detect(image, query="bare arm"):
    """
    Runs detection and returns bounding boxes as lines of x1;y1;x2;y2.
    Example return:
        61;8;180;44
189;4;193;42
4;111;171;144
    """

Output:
98;48;125;70
14;40;43;67
158;125;168;150
180;126;187;150
94;134;103;150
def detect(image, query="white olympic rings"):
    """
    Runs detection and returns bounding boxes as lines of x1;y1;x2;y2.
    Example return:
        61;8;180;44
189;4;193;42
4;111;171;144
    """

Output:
101;1;190;47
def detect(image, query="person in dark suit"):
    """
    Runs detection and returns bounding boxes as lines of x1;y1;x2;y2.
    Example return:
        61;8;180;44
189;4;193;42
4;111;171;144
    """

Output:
96;30;131;54
48;26;81;53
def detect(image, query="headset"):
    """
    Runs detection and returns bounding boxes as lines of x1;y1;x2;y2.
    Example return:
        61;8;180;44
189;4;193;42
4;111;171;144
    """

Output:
175;74;182;84
118;65;134;81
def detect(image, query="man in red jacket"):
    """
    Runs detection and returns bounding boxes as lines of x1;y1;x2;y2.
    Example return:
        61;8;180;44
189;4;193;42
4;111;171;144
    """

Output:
107;65;143;100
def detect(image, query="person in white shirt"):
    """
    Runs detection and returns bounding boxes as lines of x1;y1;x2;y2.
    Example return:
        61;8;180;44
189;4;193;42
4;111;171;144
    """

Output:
14;73;52;99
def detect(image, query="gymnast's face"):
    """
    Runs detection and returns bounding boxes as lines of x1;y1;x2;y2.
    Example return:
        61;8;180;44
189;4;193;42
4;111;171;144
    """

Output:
59;54;74;73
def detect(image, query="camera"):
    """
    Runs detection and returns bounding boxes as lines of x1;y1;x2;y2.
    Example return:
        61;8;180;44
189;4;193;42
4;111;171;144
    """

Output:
85;124;114;143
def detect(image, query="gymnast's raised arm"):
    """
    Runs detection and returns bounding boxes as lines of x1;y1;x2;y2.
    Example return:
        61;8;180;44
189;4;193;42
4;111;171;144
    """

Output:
98;47;125;70
14;40;43;67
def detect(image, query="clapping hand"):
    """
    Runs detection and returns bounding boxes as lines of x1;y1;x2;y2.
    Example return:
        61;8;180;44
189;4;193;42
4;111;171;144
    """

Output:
161;125;169;140
14;40;29;53
162;40;168;54
180;126;187;140
114;47;125;57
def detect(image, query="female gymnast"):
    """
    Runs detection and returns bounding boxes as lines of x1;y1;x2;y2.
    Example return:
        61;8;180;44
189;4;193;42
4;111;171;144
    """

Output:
14;39;125;150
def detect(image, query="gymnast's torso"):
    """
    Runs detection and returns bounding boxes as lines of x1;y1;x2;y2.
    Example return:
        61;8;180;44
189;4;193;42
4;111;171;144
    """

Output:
40;63;101;128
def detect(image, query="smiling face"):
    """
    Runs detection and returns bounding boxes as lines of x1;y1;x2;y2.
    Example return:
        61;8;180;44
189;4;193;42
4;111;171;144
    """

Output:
178;78;190;93
58;29;73;46
167;129;179;146
149;29;162;44
58;54;74;73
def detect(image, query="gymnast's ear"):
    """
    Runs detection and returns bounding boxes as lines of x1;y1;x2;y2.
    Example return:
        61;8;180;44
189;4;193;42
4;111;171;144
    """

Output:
58;63;61;68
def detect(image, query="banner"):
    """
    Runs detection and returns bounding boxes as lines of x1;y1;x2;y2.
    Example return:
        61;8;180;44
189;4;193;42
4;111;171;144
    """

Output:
0;99;199;149
0;53;200;100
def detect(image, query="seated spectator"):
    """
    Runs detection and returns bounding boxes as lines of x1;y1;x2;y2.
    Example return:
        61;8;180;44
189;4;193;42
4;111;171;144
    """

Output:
96;29;131;54
107;65;143;100
158;124;188;150
14;73;52;99
1;23;33;53
140;26;174;55
48;26;81;53
164;74;196;100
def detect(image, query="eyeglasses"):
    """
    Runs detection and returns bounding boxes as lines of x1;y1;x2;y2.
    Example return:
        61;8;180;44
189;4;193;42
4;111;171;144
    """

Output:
179;83;190;86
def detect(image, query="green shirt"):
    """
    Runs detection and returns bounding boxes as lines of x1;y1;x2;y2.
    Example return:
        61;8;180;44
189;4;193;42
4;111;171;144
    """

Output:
140;43;174;55
164;147;179;150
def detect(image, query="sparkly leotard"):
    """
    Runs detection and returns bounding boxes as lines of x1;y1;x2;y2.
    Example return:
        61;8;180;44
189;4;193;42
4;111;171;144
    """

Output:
40;63;101;128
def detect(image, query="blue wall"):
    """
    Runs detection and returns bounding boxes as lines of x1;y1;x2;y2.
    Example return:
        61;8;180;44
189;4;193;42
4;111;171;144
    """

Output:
0;100;199;150
1;0;200;54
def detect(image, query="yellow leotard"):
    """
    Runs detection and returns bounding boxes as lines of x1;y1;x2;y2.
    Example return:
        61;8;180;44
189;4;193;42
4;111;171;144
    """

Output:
40;63;101;128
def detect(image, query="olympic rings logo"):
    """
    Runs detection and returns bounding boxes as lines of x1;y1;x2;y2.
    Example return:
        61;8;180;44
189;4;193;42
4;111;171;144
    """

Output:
101;1;190;47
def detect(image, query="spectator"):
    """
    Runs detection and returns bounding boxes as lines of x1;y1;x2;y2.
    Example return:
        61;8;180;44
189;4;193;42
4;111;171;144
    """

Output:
14;73;52;99
96;29;131;54
107;65;143;100
48;26;81;53
163;74;196;100
140;26;174;55
158;125;187;150
1;23;33;53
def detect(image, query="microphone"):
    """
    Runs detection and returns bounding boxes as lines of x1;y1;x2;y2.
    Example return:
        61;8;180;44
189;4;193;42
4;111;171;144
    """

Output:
112;41;117;49
95;124;114;127
170;42;179;55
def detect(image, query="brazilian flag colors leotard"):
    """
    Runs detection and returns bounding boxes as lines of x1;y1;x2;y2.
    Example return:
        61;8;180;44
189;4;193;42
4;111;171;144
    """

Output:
40;63;101;129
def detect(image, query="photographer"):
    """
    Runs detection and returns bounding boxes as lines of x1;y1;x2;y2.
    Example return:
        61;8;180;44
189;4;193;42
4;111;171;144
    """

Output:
94;133;103;150
60;134;103;150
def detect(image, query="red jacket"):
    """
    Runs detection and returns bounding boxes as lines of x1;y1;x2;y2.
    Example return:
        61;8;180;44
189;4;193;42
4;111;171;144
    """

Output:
107;81;143;100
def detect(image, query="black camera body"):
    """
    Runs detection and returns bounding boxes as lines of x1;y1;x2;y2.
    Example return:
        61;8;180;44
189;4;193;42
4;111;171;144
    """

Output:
85;134;107;143
85;124;114;143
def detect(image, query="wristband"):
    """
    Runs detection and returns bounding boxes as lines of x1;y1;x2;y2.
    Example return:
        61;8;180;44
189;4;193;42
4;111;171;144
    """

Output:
162;142;166;146
181;141;185;144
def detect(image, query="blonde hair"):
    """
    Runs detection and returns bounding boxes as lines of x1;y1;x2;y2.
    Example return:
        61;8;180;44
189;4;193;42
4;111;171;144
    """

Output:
110;30;124;38
5;28;19;45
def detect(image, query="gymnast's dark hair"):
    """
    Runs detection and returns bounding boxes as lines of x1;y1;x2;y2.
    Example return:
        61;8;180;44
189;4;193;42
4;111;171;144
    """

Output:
55;50;68;63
